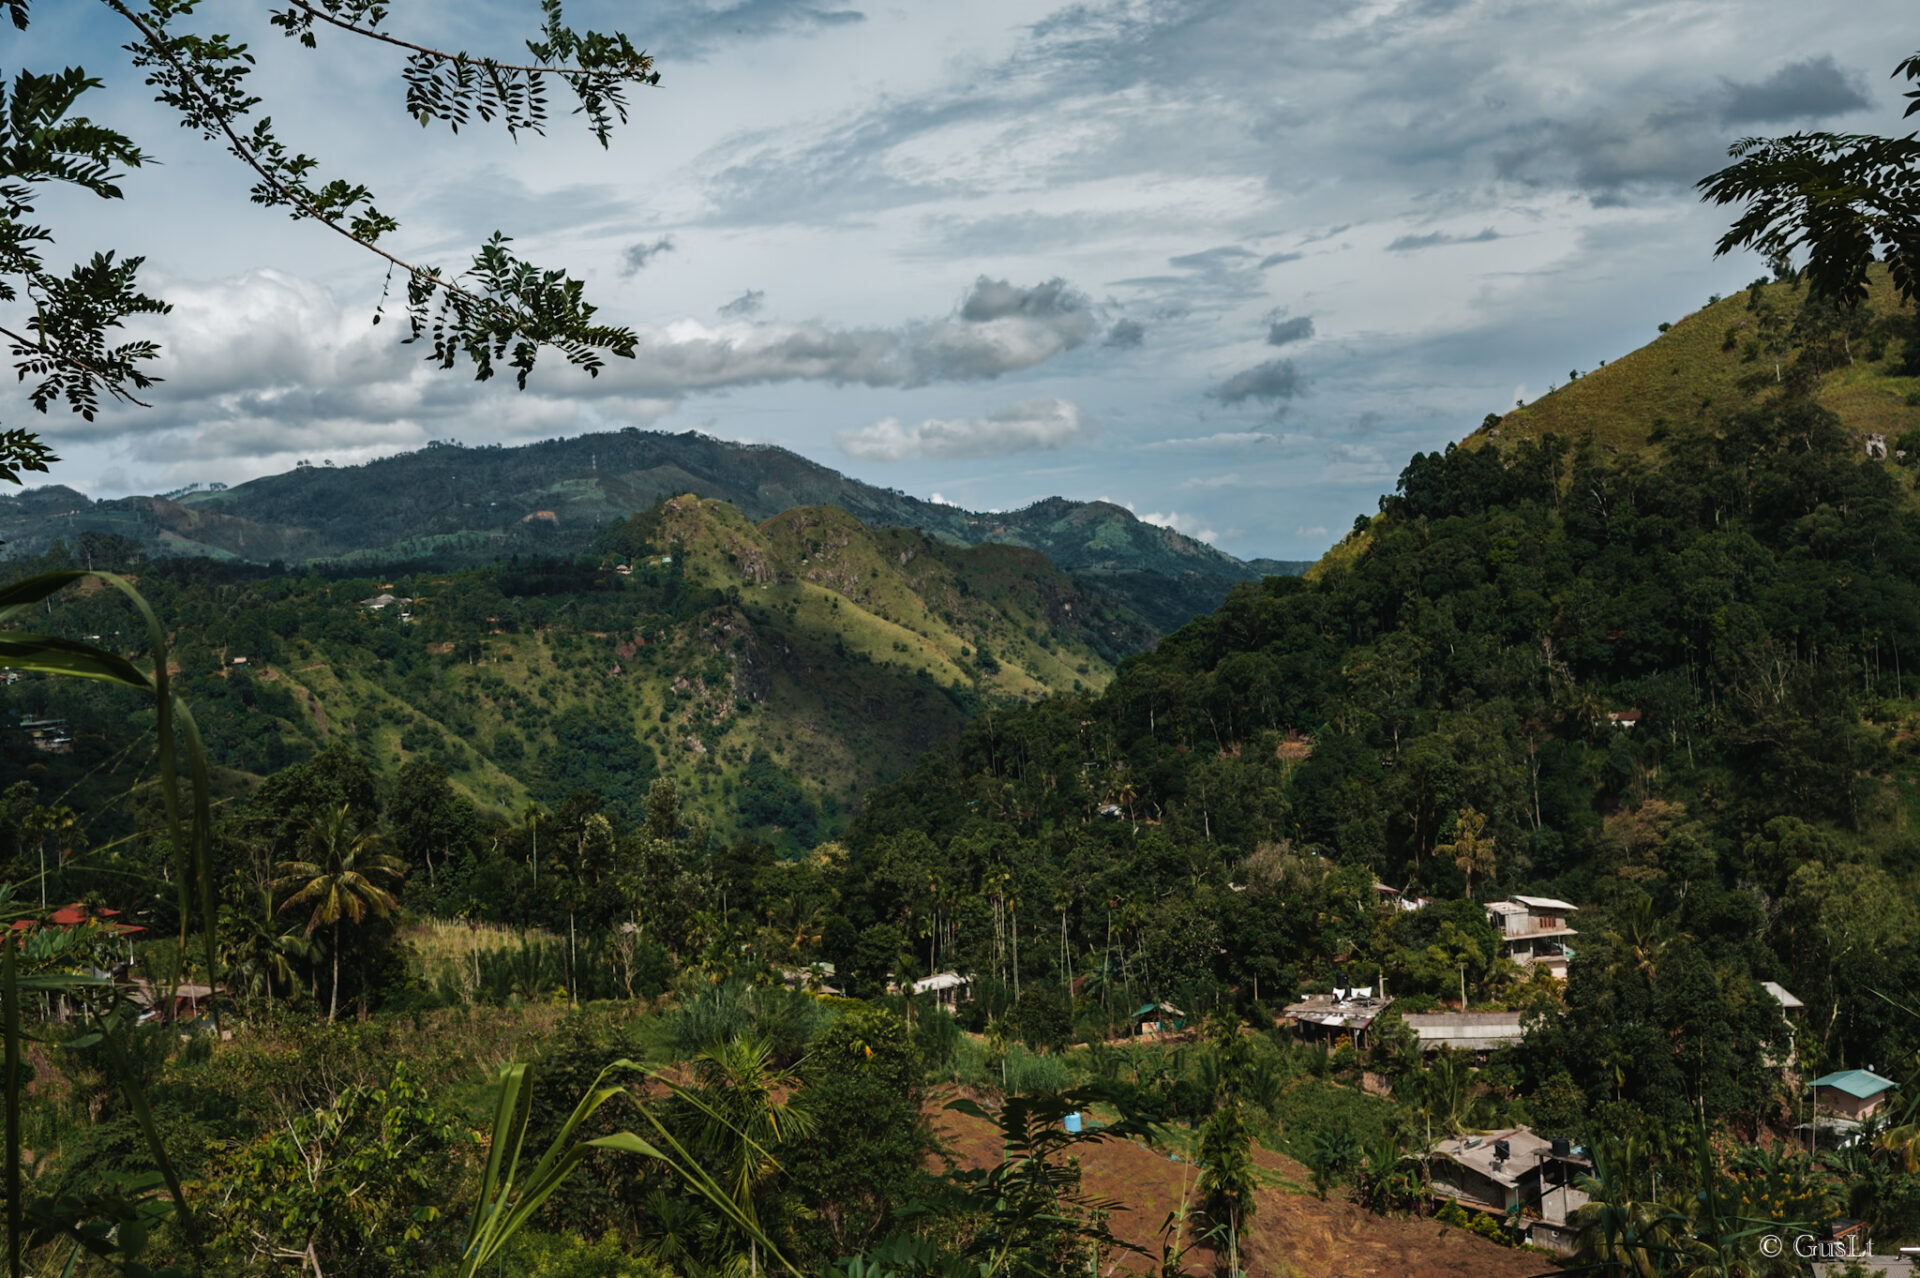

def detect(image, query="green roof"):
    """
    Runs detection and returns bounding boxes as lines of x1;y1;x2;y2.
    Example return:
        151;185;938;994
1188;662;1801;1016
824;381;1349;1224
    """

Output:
1810;1069;1898;1100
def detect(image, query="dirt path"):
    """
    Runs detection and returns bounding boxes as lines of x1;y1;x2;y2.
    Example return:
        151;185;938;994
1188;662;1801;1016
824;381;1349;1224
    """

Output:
929;1102;1552;1278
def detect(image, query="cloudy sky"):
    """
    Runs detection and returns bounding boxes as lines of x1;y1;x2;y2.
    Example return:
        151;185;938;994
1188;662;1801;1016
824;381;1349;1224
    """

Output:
8;0;1912;558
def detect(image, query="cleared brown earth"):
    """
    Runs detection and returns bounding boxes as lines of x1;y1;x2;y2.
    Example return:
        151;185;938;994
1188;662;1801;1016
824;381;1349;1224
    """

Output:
930;1101;1557;1278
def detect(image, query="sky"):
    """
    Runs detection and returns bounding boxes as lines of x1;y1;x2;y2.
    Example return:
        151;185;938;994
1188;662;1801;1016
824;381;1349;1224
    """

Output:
7;0;1913;559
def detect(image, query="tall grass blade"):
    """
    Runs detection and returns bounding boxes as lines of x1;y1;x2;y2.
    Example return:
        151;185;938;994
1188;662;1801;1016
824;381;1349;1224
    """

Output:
5;938;19;1278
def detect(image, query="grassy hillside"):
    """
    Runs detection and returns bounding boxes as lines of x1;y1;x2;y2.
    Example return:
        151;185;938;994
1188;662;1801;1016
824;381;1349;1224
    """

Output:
1478;266;1920;455
4;495;1145;845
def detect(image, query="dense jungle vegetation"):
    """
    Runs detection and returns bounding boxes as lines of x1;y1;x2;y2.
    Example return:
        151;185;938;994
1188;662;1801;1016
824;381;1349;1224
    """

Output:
10;272;1920;1275
9;379;1920;1273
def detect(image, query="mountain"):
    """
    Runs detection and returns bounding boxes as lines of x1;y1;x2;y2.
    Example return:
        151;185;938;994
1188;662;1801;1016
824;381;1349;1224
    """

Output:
3;495;1149;844
1475;268;1920;458
840;353;1920;1117
0;429;1307;633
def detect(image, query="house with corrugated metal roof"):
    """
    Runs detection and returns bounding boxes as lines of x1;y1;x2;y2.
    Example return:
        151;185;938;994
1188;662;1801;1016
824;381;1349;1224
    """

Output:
1810;1068;1899;1122
1283;988;1393;1049
1402;1010;1526;1054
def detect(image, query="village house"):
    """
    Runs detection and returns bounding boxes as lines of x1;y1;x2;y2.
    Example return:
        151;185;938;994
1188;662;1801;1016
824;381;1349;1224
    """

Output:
1485;895;1579;979
1402;1010;1527;1055
1132;1001;1189;1036
1762;981;1804;1066
1282;987;1393;1050
18;716;73;754
128;980;221;1025
909;972;972;1012
1810;1068;1900;1122
780;962;840;996
1429;1126;1590;1255
1374;882;1431;912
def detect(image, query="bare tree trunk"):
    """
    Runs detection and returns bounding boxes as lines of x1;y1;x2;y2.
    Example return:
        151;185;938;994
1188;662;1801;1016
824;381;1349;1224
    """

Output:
329;920;341;1023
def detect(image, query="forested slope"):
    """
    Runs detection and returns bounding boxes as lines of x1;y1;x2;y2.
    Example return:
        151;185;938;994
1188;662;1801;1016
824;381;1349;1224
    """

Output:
832;394;1920;1119
2;495;1146;847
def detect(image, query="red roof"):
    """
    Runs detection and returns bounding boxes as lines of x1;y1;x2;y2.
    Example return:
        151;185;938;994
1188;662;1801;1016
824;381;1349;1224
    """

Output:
16;904;144;934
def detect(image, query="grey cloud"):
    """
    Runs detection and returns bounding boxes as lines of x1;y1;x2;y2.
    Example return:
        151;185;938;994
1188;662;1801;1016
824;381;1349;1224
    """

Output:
911;209;1116;258
1720;56;1870;125
836;397;1093;461
689;1;1886;238
1299;225;1352;245
718;289;766;317
1502;56;1876;200
1259;251;1303;267
620;237;675;276
568;274;1096;396
647;0;865;60
959;275;1090;321
1169;246;1257;270
1267;315;1314;346
420;170;630;244
71;270;1094;471
1212;357;1304;405
1387;227;1501;252
1104;318;1146;348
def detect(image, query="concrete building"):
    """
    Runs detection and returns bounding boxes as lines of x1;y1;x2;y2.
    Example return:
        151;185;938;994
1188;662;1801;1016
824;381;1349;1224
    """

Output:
910;972;972;1012
1429;1125;1590;1255
1485;895;1578;979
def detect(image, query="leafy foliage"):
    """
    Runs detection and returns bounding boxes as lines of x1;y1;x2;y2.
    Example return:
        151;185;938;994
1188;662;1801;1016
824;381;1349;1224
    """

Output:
1700;51;1920;310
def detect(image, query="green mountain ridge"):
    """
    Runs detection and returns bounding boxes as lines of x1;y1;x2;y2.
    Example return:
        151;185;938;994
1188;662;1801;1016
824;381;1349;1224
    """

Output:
5;493;1147;844
1;428;1310;633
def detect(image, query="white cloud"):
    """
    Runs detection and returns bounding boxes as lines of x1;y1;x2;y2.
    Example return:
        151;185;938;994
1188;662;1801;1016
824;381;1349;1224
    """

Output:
1294;524;1327;537
1139;509;1218;544
837;397;1093;461
1144;431;1283;450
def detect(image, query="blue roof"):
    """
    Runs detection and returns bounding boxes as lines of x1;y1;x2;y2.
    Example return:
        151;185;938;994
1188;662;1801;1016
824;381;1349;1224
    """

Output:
1810;1069;1898;1099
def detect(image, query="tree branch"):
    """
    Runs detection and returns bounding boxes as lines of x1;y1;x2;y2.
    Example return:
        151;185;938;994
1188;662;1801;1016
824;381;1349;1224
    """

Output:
102;0;501;325
0;321;153;407
279;1;656;79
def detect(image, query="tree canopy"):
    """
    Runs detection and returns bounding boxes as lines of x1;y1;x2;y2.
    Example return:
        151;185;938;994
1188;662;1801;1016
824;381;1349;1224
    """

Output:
0;1;659;489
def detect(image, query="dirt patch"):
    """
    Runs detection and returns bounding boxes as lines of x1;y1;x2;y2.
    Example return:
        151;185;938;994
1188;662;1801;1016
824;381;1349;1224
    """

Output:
928;1101;1550;1278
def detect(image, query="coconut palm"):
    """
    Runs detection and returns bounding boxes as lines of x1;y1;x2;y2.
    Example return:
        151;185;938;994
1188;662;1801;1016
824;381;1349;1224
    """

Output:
274;803;404;1021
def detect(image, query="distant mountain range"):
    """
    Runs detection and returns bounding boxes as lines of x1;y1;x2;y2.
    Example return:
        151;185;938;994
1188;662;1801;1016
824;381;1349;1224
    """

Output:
6;492;1157;840
1;429;1308;633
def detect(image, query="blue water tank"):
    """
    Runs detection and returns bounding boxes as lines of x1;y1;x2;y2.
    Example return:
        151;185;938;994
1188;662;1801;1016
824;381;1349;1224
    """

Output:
1064;1112;1083;1134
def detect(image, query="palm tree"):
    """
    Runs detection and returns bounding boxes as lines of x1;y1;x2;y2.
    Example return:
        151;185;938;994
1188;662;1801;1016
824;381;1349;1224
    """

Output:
521;802;542;884
274;804;404;1021
1875;1052;1920;1172
1567;1138;1693;1278
691;1034;815;1276
216;891;311;1010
